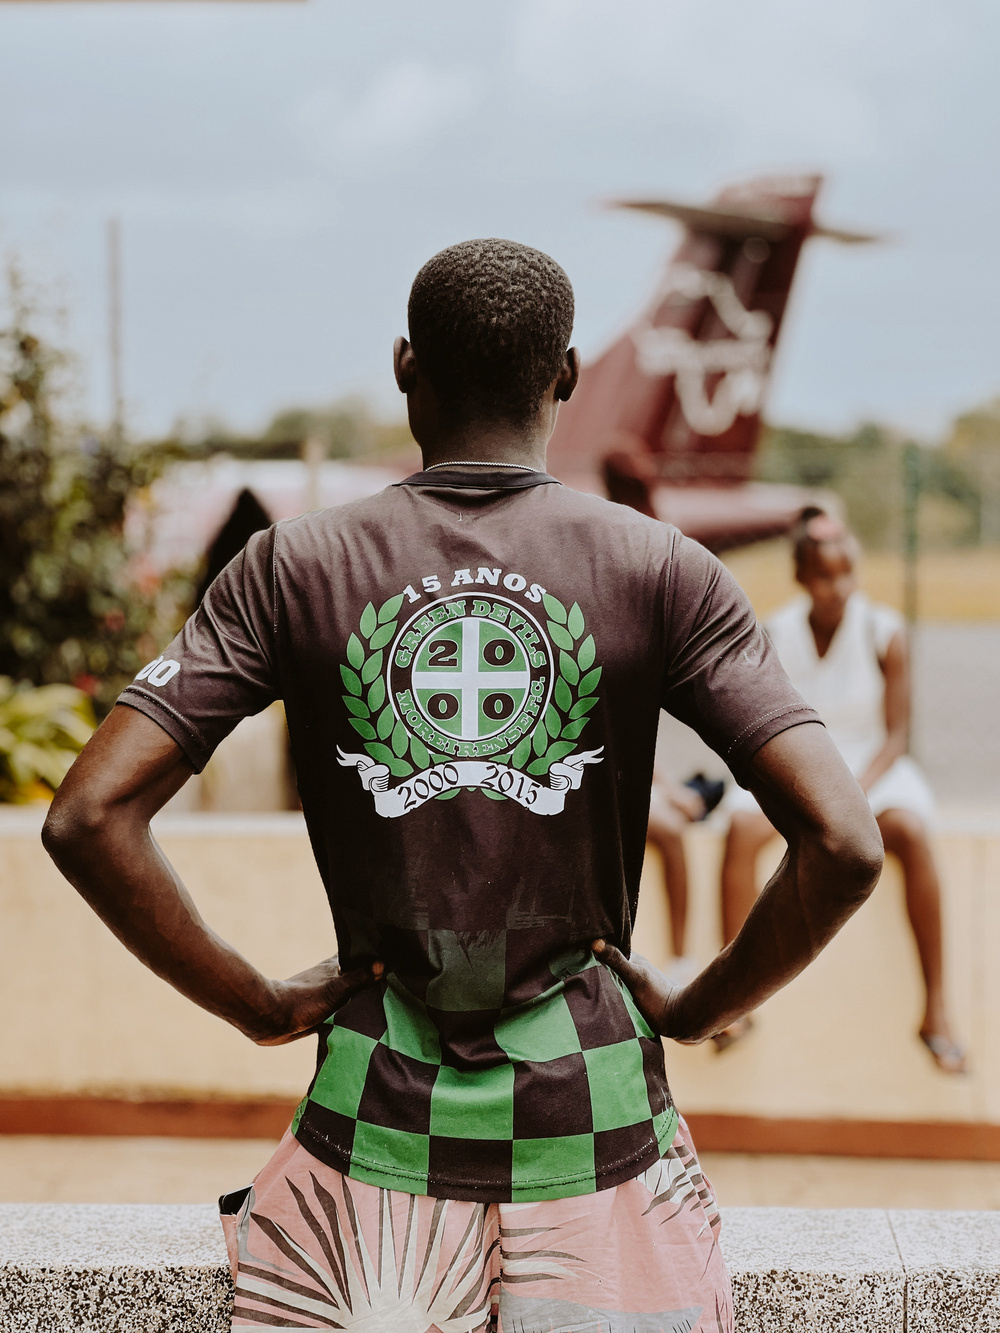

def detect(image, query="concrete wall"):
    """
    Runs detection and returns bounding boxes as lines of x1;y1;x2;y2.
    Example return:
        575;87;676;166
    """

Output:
0;810;328;1099
2;1203;998;1331
634;815;1000;1127
2;806;999;1125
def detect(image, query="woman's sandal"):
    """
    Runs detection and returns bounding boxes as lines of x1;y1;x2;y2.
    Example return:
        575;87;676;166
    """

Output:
711;1015;755;1053
919;1030;968;1075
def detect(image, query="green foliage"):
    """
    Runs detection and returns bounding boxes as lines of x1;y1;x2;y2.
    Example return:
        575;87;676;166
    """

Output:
0;677;95;802
168;396;419;465
757;422;984;550
526;595;601;775
341;595;412;776
0;267;180;723
943;399;1000;545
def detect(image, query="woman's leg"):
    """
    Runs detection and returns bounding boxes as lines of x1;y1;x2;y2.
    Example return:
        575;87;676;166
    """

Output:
712;811;777;1050
876;807;966;1073
719;810;776;947
647;802;689;957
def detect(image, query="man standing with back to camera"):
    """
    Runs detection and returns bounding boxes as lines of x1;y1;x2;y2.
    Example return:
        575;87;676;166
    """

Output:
44;240;883;1332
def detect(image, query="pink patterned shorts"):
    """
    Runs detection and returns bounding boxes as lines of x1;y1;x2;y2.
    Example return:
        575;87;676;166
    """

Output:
221;1115;732;1333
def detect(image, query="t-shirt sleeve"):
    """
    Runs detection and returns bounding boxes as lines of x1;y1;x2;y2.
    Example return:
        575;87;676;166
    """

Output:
661;532;820;784
870;602;905;659
117;527;279;772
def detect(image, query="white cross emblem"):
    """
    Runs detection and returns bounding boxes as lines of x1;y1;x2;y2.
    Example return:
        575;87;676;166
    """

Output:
410;617;530;740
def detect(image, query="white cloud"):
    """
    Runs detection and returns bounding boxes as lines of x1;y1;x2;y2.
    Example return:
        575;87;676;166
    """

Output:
1;0;998;434
294;61;479;163
509;0;970;168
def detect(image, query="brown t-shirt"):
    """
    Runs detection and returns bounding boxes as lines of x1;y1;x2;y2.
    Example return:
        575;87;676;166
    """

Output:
120;469;817;1202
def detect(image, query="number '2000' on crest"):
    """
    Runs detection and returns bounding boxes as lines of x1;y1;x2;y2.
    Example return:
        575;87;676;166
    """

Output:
390;595;551;757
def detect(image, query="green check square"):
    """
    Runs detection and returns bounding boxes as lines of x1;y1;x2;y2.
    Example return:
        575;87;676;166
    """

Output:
382;978;442;1064
584;1040;651;1133
426;929;506;1011
310;1027;377;1118
654;1105;679;1151
351;1123;430;1189
430;1063;514;1140
512;1133;595;1193
495;994;582;1063
548;945;599;981
613;974;657;1040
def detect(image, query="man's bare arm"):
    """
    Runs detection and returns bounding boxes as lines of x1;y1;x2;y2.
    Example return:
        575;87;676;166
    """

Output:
42;706;377;1044
595;721;883;1042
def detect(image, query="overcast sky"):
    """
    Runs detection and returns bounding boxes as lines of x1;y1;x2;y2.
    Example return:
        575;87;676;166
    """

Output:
2;0;998;440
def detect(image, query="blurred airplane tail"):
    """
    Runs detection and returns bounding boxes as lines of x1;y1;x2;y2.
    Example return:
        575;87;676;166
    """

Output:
548;173;877;546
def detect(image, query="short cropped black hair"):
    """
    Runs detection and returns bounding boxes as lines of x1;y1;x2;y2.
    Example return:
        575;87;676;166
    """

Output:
407;239;574;425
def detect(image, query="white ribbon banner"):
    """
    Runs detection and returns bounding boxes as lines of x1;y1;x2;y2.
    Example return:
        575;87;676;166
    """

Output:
337;747;604;819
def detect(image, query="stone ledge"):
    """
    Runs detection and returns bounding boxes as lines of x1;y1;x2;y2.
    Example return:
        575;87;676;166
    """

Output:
0;1205;229;1333
2;1204;1000;1331
889;1209;1000;1332
722;1207;904;1332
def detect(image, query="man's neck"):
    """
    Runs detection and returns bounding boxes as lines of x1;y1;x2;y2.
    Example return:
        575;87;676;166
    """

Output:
418;421;549;474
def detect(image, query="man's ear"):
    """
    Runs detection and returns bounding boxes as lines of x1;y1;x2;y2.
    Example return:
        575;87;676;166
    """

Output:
554;347;581;403
393;337;417;394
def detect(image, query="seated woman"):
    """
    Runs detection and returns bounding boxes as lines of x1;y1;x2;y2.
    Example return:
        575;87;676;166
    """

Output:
646;770;703;984
647;769;726;984
718;508;966;1072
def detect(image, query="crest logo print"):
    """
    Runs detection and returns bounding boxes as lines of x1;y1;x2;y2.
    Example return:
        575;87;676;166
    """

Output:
392;596;550;748
338;589;603;818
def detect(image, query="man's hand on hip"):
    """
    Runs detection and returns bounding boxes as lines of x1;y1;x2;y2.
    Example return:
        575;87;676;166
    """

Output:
43;707;385;1044
596;723;883;1044
254;958;383;1046
591;941;704;1044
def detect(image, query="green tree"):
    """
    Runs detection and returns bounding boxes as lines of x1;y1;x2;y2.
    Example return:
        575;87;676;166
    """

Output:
169;396;417;465
945;399;1000;544
757;421;982;550
0;268;175;714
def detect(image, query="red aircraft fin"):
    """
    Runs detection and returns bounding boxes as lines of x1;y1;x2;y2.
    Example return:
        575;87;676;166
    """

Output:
548;173;878;547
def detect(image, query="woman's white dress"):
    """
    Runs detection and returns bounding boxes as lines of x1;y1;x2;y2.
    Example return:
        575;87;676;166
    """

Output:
726;592;934;821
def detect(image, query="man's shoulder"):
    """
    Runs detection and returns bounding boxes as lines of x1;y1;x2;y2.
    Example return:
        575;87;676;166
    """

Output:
272;486;407;547
270;481;683;572
543;484;683;547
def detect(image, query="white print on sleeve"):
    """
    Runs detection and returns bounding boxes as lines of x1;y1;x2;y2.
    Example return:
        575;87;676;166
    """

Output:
135;656;181;687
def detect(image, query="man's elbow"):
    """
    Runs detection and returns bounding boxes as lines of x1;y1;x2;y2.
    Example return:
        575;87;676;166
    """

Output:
821;810;884;905
41;792;108;869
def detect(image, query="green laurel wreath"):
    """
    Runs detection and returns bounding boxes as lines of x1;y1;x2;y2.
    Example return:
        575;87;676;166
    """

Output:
508;594;601;777
340;592;601;801
340;593;422;780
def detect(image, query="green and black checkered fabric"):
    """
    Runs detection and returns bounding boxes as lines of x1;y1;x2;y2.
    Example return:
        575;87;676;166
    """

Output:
117;474;817;1205
292;951;678;1203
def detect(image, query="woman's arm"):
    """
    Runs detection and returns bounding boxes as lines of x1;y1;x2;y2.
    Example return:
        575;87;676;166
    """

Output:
856;628;910;792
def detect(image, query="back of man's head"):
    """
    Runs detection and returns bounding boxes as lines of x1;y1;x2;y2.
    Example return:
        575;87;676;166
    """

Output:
407;239;574;427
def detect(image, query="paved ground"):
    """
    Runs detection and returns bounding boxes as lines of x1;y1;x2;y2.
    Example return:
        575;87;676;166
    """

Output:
3;1136;1000;1210
911;624;1000;802
703;1151;1000;1209
658;622;1000;806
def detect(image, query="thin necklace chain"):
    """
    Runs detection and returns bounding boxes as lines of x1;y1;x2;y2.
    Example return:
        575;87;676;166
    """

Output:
424;459;541;473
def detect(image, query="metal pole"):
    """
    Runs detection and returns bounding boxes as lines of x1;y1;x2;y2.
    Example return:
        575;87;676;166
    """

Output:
302;435;325;512
903;442;920;627
108;217;124;444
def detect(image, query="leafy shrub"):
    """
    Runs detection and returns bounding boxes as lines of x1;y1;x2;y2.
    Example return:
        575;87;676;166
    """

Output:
0;265;181;718
0;677;95;802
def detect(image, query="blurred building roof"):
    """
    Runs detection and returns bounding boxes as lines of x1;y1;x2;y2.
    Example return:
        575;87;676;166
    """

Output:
128;456;404;574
